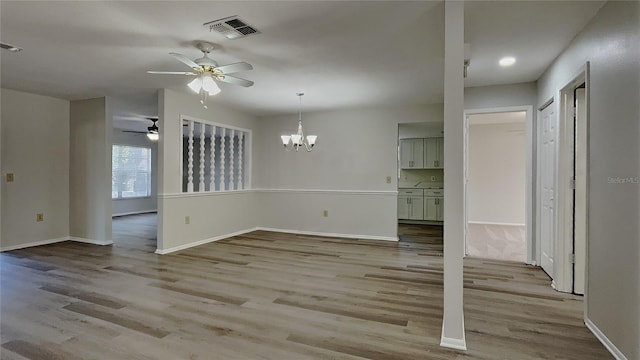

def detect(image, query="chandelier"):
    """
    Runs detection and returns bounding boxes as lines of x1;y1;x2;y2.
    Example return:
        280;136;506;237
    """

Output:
280;93;317;152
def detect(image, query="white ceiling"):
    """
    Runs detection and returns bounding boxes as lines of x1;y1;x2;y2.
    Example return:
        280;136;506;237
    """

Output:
1;1;604;131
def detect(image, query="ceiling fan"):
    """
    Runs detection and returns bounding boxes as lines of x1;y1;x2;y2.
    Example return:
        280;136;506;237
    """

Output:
147;42;254;108
122;117;159;141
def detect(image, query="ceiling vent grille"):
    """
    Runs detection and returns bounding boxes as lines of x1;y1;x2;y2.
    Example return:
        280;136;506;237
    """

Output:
204;16;260;40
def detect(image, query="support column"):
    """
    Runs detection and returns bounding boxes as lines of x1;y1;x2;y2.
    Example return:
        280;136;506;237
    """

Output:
440;0;466;351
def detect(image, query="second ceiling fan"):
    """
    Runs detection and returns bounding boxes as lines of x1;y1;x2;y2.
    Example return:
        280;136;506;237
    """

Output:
147;42;254;108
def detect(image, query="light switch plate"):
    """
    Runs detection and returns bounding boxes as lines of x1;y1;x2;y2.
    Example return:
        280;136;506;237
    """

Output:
36;213;44;222
386;176;392;184
6;173;14;182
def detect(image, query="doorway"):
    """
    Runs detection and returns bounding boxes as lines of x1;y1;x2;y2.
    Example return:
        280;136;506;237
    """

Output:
535;64;589;295
465;111;527;262
463;106;534;265
397;122;444;242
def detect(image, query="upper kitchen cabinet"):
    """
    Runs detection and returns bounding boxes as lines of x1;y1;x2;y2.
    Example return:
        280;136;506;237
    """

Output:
424;137;444;169
400;139;424;169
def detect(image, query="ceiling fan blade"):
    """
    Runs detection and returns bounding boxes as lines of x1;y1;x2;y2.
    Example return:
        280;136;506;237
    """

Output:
147;71;197;75
217;74;254;87
169;52;200;69
215;62;253;74
121;130;147;134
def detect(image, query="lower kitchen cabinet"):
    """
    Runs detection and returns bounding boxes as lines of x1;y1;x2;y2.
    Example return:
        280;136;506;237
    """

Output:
424;197;444;221
398;189;424;220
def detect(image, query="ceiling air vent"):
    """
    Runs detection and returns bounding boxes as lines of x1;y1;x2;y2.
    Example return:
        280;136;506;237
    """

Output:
204;16;260;40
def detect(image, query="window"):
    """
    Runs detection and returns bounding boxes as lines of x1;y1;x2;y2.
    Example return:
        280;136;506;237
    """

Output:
182;119;249;192
112;145;152;199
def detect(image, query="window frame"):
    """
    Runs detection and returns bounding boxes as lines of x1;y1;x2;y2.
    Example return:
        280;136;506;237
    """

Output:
112;143;153;200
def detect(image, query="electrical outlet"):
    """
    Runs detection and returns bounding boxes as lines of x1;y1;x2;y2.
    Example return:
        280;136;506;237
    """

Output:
386;176;392;184
6;173;14;182
185;216;190;225
323;210;328;217
36;213;44;222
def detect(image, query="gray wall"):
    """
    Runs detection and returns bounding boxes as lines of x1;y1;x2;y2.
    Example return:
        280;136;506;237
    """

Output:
537;1;639;358
254;104;443;240
112;130;158;216
467;122;526;224
70;97;112;243
465;82;538;110
0;89;70;250
157;89;259;252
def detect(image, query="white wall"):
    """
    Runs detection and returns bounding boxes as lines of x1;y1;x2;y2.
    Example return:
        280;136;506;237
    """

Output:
537;2;639;358
157;89;259;252
254;104;443;240
467;121;525;224
69;97;112;244
0;89;70;250
111;130;158;216
465;82;537;110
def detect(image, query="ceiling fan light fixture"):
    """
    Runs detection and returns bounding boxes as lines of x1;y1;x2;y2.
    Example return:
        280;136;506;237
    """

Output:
146;132;159;141
188;77;202;93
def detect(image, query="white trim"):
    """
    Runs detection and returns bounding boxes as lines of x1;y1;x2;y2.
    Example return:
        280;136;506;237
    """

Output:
467;221;525;227
155;228;256;255
112;210;157;217
554;65;589;294
255;188;398;196
256;227;398;242
585;318;628;360
69;237;113;246
159;190;256;199
463;105;534;264
1;236;114;252
440;336;468;351
159;189;397;199
0;237;69;252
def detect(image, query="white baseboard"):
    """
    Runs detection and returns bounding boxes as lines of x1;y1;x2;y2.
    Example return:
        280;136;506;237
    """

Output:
69;237;113;246
112;210;157;217
585;318;628;360
440;336;467;351
155;228;257;255
467;221;525;227
256;227;398;242
0;237;69;252
0;236;113;252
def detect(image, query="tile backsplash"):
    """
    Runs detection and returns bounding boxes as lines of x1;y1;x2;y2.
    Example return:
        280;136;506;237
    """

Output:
398;169;443;188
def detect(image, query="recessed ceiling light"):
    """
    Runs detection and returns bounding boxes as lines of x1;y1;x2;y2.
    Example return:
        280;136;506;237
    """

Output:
499;56;516;67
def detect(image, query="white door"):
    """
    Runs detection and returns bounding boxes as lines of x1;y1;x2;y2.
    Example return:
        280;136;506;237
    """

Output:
540;103;557;278
574;88;587;295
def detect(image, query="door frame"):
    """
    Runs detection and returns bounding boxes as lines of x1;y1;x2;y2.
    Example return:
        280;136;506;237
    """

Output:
552;62;590;296
463;105;535;264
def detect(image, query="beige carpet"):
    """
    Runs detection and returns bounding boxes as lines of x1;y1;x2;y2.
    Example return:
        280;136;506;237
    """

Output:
466;223;526;262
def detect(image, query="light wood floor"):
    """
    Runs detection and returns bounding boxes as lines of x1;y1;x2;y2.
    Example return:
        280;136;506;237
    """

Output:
0;215;610;359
